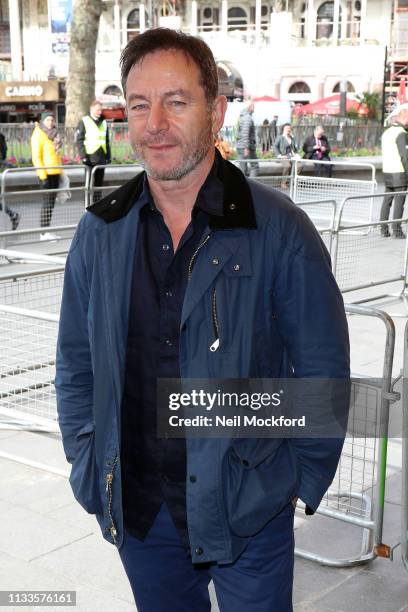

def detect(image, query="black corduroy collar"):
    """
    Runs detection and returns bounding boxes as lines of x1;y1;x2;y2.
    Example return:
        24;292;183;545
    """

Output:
87;150;257;230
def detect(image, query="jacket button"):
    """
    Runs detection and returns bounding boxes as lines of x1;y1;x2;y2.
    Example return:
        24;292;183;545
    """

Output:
110;199;116;206
229;203;236;210
212;258;219;265
195;547;204;555
233;264;240;271
161;474;170;483
189;475;197;483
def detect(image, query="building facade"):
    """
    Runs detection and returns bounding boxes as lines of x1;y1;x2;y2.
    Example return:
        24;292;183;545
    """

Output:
0;0;406;121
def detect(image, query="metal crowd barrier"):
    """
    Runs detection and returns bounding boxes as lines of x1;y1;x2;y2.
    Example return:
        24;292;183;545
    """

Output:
0;165;88;248
0;256;65;432
295;304;396;567
402;321;408;573
293;158;377;225
0;304;59;432
89;163;142;205
330;192;408;312
232;158;294;195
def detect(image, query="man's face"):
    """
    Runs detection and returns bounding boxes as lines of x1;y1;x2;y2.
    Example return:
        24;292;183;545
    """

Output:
283;125;291;136
91;103;103;119
315;126;324;138
125;49;226;181
247;102;254;114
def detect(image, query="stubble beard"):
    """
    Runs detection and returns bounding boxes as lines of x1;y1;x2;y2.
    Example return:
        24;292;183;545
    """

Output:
131;120;214;181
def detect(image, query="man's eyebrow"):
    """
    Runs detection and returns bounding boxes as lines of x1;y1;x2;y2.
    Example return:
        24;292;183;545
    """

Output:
127;89;192;103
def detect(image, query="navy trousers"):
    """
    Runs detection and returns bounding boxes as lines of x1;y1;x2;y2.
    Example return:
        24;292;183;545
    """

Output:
118;502;295;611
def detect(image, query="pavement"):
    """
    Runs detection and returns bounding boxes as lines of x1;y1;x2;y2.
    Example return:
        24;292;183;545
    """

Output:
1;167;408;611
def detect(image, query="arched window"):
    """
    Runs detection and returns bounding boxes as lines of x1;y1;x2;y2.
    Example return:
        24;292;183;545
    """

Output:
288;81;311;94
228;7;247;30
316;1;341;39
332;81;355;93
103;85;122;97
127;8;149;41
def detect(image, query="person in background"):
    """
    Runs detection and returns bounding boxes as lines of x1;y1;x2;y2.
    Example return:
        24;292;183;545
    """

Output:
302;125;332;177
31;111;62;241
76;100;111;203
214;133;232;160
380;104;408;238
274;123;299;189
258;119;271;153
236;100;258;177
0;132;19;230
270;114;279;145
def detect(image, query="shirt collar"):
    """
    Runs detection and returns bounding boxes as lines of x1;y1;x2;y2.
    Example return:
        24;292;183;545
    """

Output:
141;153;224;218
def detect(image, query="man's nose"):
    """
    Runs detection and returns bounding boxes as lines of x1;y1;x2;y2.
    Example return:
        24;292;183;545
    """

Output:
146;102;169;133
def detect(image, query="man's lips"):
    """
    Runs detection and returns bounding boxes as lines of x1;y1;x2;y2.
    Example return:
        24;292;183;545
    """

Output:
146;143;178;150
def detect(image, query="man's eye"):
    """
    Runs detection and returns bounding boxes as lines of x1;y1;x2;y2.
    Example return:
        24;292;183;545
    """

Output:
169;100;186;107
131;104;148;111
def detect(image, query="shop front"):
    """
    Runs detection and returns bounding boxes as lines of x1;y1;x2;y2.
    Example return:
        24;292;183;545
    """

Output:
0;80;65;124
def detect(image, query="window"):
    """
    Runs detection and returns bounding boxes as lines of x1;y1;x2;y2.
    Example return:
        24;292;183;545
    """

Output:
288;81;311;94
104;85;122;97
316;1;341;39
228;7;248;30
127;8;149;41
332;81;355;93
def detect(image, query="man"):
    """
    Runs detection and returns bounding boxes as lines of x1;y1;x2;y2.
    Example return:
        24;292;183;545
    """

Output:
56;29;349;611
76;99;111;203
269;114;278;144
274;123;299;189
236;100;258;177
303;125;332;178
380;104;408;238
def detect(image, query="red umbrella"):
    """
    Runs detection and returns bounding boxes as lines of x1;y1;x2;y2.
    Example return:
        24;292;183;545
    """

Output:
253;95;280;102
397;78;407;105
293;94;368;116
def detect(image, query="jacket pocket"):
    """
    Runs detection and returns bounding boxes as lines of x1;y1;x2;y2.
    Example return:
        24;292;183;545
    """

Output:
223;439;299;537
69;422;103;515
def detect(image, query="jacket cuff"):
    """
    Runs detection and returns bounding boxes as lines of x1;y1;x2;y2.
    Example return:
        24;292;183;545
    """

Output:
297;474;333;515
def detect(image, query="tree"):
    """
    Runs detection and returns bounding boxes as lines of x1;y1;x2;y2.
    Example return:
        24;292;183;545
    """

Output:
356;91;381;121
64;0;104;157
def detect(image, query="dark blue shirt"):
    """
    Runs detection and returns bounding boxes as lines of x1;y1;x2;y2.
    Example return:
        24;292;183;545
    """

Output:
121;162;223;547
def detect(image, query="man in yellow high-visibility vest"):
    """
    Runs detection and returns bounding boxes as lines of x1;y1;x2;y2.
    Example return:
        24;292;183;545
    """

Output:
76;99;111;203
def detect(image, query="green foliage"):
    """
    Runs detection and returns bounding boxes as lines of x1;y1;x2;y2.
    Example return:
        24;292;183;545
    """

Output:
356;91;381;121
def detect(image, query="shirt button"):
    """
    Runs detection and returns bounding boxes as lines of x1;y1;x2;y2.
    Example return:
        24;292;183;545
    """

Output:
229;203;236;210
161;474;170;483
233;264;240;271
165;290;173;297
165;339;173;346
189;475;197;483
162;244;170;251
195;547;204;556
212;258;219;265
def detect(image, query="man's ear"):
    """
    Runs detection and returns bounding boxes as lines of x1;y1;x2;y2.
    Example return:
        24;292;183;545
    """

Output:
212;95;228;135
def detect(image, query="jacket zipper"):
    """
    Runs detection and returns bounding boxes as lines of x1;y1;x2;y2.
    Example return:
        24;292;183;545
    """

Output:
105;455;118;544
186;232;220;352
188;233;211;281
210;287;220;352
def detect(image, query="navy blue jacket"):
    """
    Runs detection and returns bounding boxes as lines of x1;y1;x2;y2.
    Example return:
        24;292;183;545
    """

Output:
55;156;350;564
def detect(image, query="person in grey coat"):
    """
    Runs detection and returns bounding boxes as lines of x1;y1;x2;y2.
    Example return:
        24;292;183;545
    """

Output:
236;101;258;177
